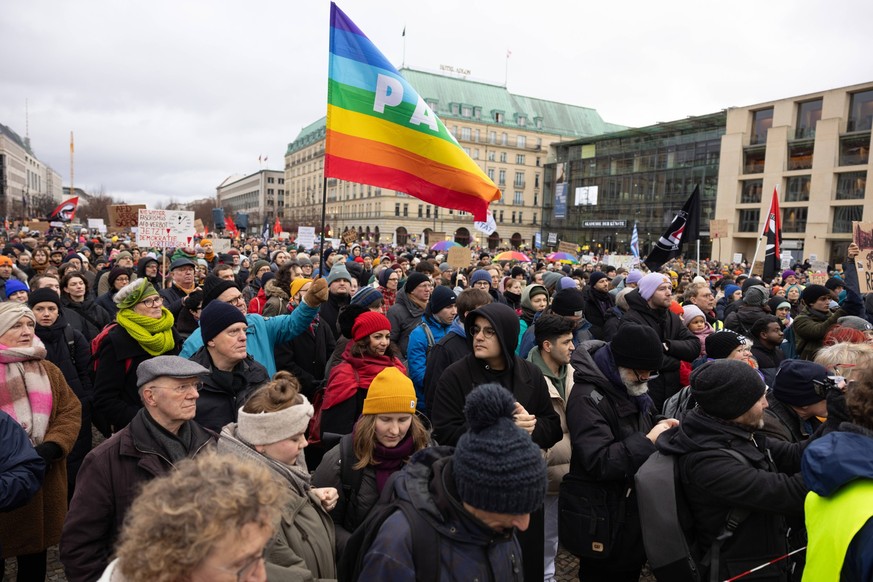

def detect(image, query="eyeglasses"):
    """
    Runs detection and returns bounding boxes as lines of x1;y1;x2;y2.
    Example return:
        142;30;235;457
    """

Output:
473;281;491;289
210;536;275;581
140;296;163;308
633;370;659;383
470;324;497;339
154;381;202;395
224;294;246;306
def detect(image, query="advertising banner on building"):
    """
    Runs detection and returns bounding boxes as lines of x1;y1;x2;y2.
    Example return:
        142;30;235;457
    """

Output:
575;186;598;206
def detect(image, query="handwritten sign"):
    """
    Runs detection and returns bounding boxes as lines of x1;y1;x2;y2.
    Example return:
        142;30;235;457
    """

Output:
136;209;195;248
297;226;315;249
342;229;359;245
108;204;146;232
557;241;577;255
447;246;470;270
854;222;873;293
212;239;232;254
709;219;729;239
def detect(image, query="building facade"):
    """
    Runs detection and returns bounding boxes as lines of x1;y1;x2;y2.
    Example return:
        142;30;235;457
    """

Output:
0;122;64;220
216;169;285;230
716;82;873;264
284;68;624;249
542;113;726;258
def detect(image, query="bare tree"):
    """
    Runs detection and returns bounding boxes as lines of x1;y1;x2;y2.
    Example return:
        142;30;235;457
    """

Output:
76;186;126;223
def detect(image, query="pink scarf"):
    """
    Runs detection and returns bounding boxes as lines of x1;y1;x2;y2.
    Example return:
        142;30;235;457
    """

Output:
0;337;52;444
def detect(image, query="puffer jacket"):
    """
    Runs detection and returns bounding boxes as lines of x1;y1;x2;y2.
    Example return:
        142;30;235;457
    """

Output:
262;278;291;317
656;408;806;581
387;288;426;358
406;313;450;411
358;447;524;582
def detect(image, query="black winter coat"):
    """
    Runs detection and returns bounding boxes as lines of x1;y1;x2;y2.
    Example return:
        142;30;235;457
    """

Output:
92;324;182;433
274;314;335;399
188;347;270;433
760;394;820;444
61;296;111;343
620;289;701;410
724;305;770;336
35;316;92;401
656;408;807;581
94;290;119;321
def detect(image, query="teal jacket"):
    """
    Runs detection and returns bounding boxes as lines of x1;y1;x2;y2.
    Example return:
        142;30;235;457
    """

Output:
179;302;318;376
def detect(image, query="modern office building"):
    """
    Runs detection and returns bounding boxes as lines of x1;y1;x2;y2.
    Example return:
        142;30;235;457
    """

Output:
716;81;873;264
0;122;64;219
542;112;726;258
216;169;285;229
284;68;624;248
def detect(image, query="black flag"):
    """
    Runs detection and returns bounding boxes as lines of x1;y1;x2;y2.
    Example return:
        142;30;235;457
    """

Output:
762;187;782;280
643;185;700;272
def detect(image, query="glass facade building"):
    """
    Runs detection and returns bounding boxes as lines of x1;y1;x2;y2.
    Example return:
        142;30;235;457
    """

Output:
542;112;726;258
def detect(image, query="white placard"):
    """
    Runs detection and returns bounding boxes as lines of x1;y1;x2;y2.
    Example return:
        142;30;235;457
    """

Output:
809;254;818;262
87;218;104;229
212;239;232;254
297;226;315;249
136;209;195;248
732;253;743;264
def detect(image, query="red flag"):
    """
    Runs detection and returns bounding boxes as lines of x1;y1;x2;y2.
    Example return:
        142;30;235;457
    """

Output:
224;215;239;236
48;197;79;222
273;216;282;235
762;186;782;280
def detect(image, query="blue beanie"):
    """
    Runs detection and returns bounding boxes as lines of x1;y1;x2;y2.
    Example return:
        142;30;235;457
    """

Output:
453;384;547;514
5;279;29;297
469;269;492;289
724;284;741;300
200;301;248;344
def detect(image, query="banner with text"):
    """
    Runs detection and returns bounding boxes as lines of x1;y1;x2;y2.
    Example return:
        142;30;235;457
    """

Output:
136;209;196;248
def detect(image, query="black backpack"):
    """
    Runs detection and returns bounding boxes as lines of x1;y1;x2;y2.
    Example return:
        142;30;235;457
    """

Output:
635;449;751;582
337;469;441;582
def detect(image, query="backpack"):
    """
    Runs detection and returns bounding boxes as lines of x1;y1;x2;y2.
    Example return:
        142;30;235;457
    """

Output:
417;321;436;356
662;386;697;419
63;324;77;368
636;449;751;582
338;433;364;517
338;470;441;582
90;323;133;376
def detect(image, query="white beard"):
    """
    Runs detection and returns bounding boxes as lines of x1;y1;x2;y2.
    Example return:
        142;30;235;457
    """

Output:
618;368;649;396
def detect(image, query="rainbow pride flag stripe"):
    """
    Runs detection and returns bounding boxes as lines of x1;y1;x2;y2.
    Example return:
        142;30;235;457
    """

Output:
325;3;500;221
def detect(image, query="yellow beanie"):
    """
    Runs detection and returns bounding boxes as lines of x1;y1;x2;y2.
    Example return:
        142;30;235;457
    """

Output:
362;367;417;415
289;278;312;298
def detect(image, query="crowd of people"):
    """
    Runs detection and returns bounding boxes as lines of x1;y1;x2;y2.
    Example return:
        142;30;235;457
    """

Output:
1;224;872;581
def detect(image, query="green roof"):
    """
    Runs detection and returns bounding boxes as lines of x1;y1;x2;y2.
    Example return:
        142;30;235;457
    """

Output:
286;68;625;154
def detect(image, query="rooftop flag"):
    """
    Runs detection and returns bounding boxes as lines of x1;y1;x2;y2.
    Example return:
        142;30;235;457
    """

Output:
325;3;500;221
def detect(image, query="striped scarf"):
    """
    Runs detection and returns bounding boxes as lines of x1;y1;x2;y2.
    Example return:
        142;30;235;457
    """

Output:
0;337;52;444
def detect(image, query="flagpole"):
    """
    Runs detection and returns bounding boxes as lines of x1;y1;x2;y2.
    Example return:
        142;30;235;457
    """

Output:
748;236;763;276
696;239;700;277
401;25;406;68
318;174;328;278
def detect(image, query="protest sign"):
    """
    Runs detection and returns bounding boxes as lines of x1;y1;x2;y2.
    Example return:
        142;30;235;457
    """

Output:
136;209;195;247
297;226;315;249
108;204;146;232
557;241;577;255
853;222;873;293
447;246;469;270
709;219;729;239
194;218;206;234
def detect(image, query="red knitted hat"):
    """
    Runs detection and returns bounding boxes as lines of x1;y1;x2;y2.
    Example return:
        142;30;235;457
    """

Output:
352;311;392;342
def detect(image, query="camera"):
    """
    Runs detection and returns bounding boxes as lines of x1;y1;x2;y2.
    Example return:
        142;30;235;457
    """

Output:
812;376;845;399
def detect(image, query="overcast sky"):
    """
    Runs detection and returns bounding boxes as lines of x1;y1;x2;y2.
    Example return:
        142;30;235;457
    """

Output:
1;0;870;208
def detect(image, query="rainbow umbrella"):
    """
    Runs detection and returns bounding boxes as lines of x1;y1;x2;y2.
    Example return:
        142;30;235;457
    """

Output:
493;251;531;262
547;252;579;264
431;240;461;251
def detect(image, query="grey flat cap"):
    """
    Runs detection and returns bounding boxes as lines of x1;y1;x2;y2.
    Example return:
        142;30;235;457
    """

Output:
137;356;210;387
169;257;197;271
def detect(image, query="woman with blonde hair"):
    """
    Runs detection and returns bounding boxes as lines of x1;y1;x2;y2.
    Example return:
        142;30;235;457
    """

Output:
0;302;81;580
218;371;338;581
814;341;873;435
99;451;289;582
313;366;429;556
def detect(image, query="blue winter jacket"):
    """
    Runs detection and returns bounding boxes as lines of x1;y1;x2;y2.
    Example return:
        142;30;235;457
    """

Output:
359;447;524;582
802;425;873;582
179;302;318;377
0;411;45;513
406;314;450;411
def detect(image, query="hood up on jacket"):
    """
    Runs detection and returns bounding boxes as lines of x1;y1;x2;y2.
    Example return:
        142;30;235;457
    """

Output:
802;423;873;497
465;302;520;371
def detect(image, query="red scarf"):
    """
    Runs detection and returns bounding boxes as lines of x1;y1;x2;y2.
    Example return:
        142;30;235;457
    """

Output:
379;286;397;314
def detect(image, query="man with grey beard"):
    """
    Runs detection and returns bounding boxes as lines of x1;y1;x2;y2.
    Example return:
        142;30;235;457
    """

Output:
563;324;678;581
655;360;807;581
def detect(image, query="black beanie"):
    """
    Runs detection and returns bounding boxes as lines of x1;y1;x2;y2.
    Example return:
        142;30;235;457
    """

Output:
404;272;430;293
428;285;456;315
550;288;585;316
773;360;827;407
108;267;131;289
610;324;663;370
690;360;765;420
825;277;845;291
200;300;247;344
741;277;764;293
201;275;240;309
705;330;749;360
801;284;832;306
28;288;61;309
510;266;526;280
589;271;608;288
453;384;547;514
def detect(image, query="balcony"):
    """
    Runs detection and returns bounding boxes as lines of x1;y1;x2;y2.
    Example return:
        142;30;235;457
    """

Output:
794;127;816;140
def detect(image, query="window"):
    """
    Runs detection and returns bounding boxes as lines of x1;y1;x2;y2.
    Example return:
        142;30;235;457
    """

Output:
511;212;516;224
514;172;525;187
488;131;496;144
840;135;870;166
738;209;760;232
462;147;470;156
461;127;471;141
434;207;439;219
785;176;811;202
514;191;523;204
787;142;814;170
833;206;863;233
536;157;541;167
500;152;507;163
516;154;525;165
848;89;873;132
501;133;508;145
418;205;423;218
403;203;408;217
517;135;526;148
535;174;540;188
743;148;766;174
473;149;479;159
267;177;274;183
535;117;543;129
782;207;808;232
499;170;506;185
836;171;867;200
517;116;526;127
450;103;460;115
518;211;523;223
751;108;773;145
461;105;472;117
795;99;822;139
475;129;480;142
534;193;538;206
487;169;495;181
741;179;763;203
499;210;504;223
533;212;538;224
488;151;495;161
495;112;504;123
426;206;431;218
395;203;400;217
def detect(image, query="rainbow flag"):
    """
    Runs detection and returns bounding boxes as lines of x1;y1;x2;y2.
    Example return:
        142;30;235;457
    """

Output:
325;3;500;221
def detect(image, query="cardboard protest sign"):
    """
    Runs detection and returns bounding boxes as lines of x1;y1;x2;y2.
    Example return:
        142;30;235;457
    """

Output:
557;241;577;255
212;239;232;254
108;204;146;232
446;246;470;270
709;219;728;239
853;222;873;293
